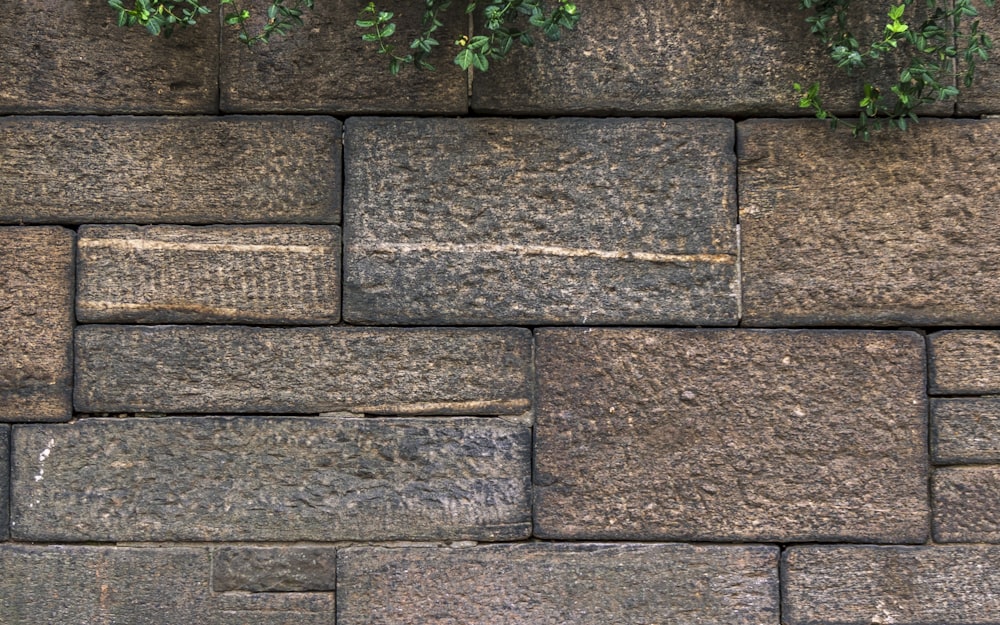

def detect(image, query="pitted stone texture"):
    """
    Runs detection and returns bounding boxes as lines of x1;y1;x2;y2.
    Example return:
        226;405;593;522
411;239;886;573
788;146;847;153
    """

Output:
959;5;1000;115
740;119;1000;326
0;117;340;225
75;326;531;415
213;547;337;592
0;227;74;422
11;417;530;542
77;225;341;324
1;426;8;540
534;329;928;542
221;0;465;113
344;117;738;326
0;545;333;624
929;331;1000;394
933;466;1000;542
0;0;217;113
932;398;1000;464
783;545;1000;624
338;543;779;625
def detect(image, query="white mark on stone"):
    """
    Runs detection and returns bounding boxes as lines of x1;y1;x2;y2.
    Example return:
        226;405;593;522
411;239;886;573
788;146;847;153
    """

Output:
360;241;736;265
34;438;54;482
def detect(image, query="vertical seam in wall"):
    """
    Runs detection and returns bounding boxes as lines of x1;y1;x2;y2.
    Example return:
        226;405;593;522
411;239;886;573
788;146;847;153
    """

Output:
339;122;347;325
732;119;743;327
778;544;788;625
924;332;935;543
529;328;538;539
3;426;10;539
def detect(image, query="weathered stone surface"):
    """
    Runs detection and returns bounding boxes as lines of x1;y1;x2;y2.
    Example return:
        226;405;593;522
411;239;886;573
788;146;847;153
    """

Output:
0;117;340;225
0;0;217;114
1;426;8;541
933;466;1000;542
77;225;341;324
739;119;1000;326
213;547;337;592
959;5;1000;115
220;0;466;113
0;545;334;624
338;543;779;625
343;117;738;325
0;227;74;422
12;417;530;542
929;331;1000;394
75;326;531;415
932;398;1000;464
534;328;928;542
783;545;1000;624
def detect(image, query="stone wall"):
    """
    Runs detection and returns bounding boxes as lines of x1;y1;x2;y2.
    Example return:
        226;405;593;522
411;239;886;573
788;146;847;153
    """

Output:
2;1;1000;623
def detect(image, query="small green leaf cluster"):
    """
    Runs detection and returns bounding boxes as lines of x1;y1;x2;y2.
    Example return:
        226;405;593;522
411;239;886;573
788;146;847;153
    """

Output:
796;0;996;140
108;0;211;36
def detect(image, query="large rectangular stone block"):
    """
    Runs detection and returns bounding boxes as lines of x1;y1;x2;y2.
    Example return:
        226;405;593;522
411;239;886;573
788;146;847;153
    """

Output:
75;326;531;415
1;426;8;541
739;119;1000;326
11;417;530;542
0;227;74;422
932;397;1000;464
933;466;1000;542
929;330;1000;394
534;329;928;542
0;545;334;624
344;117;738;325
783;545;1000;624
338;543;779;625
77;225;341;324
0;117;340;225
212;547;337;593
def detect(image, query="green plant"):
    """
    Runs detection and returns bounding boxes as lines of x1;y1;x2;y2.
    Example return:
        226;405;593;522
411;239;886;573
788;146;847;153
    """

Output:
795;0;996;139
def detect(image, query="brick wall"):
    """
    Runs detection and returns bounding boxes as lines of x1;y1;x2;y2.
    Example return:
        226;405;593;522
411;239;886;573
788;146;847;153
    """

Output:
2;2;999;623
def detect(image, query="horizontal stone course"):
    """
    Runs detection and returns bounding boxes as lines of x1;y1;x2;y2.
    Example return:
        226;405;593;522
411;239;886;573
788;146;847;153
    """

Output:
212;547;337;592
932;397;1000;464
929;331;1000;394
933;465;1000;542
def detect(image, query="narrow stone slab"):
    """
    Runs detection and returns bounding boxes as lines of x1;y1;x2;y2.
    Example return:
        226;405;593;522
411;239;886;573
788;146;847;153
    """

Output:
338;543;779;625
932;398;1000;464
0;116;340;225
783;545;1000;624
220;0;466;113
11;417;530;542
213;547;337;592
75;326;531;415
0;545;334;624
344;117;738;325
959;5;1000;115
534;329;928;542
933;466;1000;542
77;225;341;324
929;331;1000;394
0;227;74;422
0;0;217;113
1;426;8;540
740;119;1000;326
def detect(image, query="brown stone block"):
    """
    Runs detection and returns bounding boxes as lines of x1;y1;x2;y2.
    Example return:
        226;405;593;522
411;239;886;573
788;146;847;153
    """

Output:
933;465;1000;542
932;397;1000;464
77;225;341;324
0;227;74;422
929;330;1000;394
0;117;340;225
959;4;1000;115
338;543;779;625
740;119;1000;326
0;0;217;114
212;547;337;593
0;426;8;540
534;328;928;542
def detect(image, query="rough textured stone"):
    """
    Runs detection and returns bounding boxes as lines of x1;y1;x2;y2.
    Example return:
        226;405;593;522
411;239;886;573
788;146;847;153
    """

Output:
929;331;1000;394
959;5;1000;115
0;117;340;225
338;543;779;625
11;417;530;542
344;118;738;325
220;0;466;113
0;0;217;114
0;545;334;624
534;328;928;542
783;545;1000;624
213;547;337;592
75;326;531;415
933;466;1000;542
739;118;1000;326
932;398;1000;464
0;227;74;422
1;426;8;541
77;225;341;324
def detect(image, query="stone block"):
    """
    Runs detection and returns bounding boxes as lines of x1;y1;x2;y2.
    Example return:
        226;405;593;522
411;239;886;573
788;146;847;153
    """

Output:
343;117;738;325
0;0;217;114
534;328;928;542
929;330;1000;394
933;466;1000;542
959;5;1000;115
338;543;779;625
0;116;340;225
1;426;8;541
740;119;1000;326
77;225;341;324
783;545;1000;624
220;0;466;113
932;397;1000;464
11;417;530;542
75;326;532;415
0;227;74;422
0;545;334;624
212;547;337;592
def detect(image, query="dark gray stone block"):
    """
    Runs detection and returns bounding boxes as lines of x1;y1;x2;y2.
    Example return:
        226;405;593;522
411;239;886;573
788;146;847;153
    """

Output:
0;426;8;540
929;331;1000;394
933;466;1000;542
932;397;1000;464
213;547;337;592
